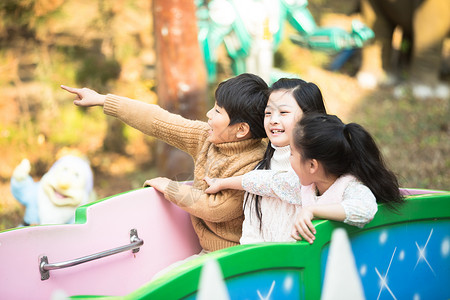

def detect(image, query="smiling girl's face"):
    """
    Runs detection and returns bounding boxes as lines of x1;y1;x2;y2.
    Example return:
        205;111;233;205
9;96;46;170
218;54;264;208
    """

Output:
264;90;303;147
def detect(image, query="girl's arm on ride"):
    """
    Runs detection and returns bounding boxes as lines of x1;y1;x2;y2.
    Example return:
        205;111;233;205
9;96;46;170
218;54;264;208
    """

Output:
292;182;378;244
204;170;301;204
242;170;302;204
204;176;243;193
291;204;347;244
340;181;378;227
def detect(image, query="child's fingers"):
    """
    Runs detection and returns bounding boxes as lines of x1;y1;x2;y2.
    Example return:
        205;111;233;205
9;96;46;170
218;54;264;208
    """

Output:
303;223;315;243
61;85;84;105
305;219;316;235
291;228;302;241
293;221;315;244
60;85;78;94
204;186;220;194
292;223;305;241
203;176;218;187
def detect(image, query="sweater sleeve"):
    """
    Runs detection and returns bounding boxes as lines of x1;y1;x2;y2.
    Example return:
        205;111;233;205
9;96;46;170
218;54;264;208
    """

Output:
242;170;302;205
341;181;378;228
103;94;209;158
164;181;245;222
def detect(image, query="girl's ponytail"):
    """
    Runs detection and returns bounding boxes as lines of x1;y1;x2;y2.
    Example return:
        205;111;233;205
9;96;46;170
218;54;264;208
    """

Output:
344;123;404;210
294;114;404;210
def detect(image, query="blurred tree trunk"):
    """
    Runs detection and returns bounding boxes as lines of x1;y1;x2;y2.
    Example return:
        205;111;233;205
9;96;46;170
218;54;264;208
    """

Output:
153;0;208;180
98;3;127;154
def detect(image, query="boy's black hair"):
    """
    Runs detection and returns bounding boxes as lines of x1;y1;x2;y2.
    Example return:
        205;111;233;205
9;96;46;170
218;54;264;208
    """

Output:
215;73;268;138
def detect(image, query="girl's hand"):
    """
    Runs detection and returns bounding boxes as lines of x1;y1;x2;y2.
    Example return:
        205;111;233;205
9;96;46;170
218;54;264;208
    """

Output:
291;207;316;244
143;177;170;193
203;176;224;194
60;85;106;107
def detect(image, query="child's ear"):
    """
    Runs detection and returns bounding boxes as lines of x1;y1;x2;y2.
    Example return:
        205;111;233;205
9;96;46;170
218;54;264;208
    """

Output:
236;122;251;139
310;159;319;174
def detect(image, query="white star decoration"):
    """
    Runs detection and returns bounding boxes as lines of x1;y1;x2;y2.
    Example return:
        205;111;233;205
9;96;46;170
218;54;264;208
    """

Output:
375;247;398;300
414;229;436;276
257;280;275;300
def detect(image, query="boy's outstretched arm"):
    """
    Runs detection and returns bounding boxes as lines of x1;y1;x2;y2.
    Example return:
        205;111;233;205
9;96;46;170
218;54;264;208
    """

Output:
61;85;106;107
203;176;243;193
62;86;209;158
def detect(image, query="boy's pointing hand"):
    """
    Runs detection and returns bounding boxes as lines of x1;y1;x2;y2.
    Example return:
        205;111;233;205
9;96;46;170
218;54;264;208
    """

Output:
61;85;106;107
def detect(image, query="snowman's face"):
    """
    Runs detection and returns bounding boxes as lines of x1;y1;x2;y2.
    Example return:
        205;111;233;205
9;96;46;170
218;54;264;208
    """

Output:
41;160;88;207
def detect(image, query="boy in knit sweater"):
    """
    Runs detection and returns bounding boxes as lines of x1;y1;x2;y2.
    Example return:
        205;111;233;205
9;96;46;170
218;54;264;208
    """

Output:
61;73;268;252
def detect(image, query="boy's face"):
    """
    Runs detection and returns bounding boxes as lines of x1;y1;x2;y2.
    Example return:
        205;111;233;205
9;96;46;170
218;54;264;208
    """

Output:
206;103;240;144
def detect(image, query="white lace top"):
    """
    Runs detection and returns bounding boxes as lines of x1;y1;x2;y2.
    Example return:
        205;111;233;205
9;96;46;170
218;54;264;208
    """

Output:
240;151;378;244
240;145;301;244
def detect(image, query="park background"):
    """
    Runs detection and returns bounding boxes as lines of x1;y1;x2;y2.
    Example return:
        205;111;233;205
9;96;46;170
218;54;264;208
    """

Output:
0;0;448;230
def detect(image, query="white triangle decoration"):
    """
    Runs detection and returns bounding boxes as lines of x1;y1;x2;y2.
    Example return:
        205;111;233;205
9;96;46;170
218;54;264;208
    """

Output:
321;228;365;300
197;259;230;300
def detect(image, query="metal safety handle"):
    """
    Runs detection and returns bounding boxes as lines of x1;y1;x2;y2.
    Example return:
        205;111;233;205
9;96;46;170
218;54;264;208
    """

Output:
39;228;143;280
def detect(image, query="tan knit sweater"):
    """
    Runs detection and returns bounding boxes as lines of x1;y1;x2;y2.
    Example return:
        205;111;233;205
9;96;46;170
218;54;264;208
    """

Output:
103;94;266;251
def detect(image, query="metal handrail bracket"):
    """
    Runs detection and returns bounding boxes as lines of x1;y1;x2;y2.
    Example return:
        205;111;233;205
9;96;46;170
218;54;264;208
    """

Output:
39;228;143;280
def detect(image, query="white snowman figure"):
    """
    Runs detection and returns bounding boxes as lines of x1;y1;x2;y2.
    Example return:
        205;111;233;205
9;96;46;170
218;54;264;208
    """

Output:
11;155;95;225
